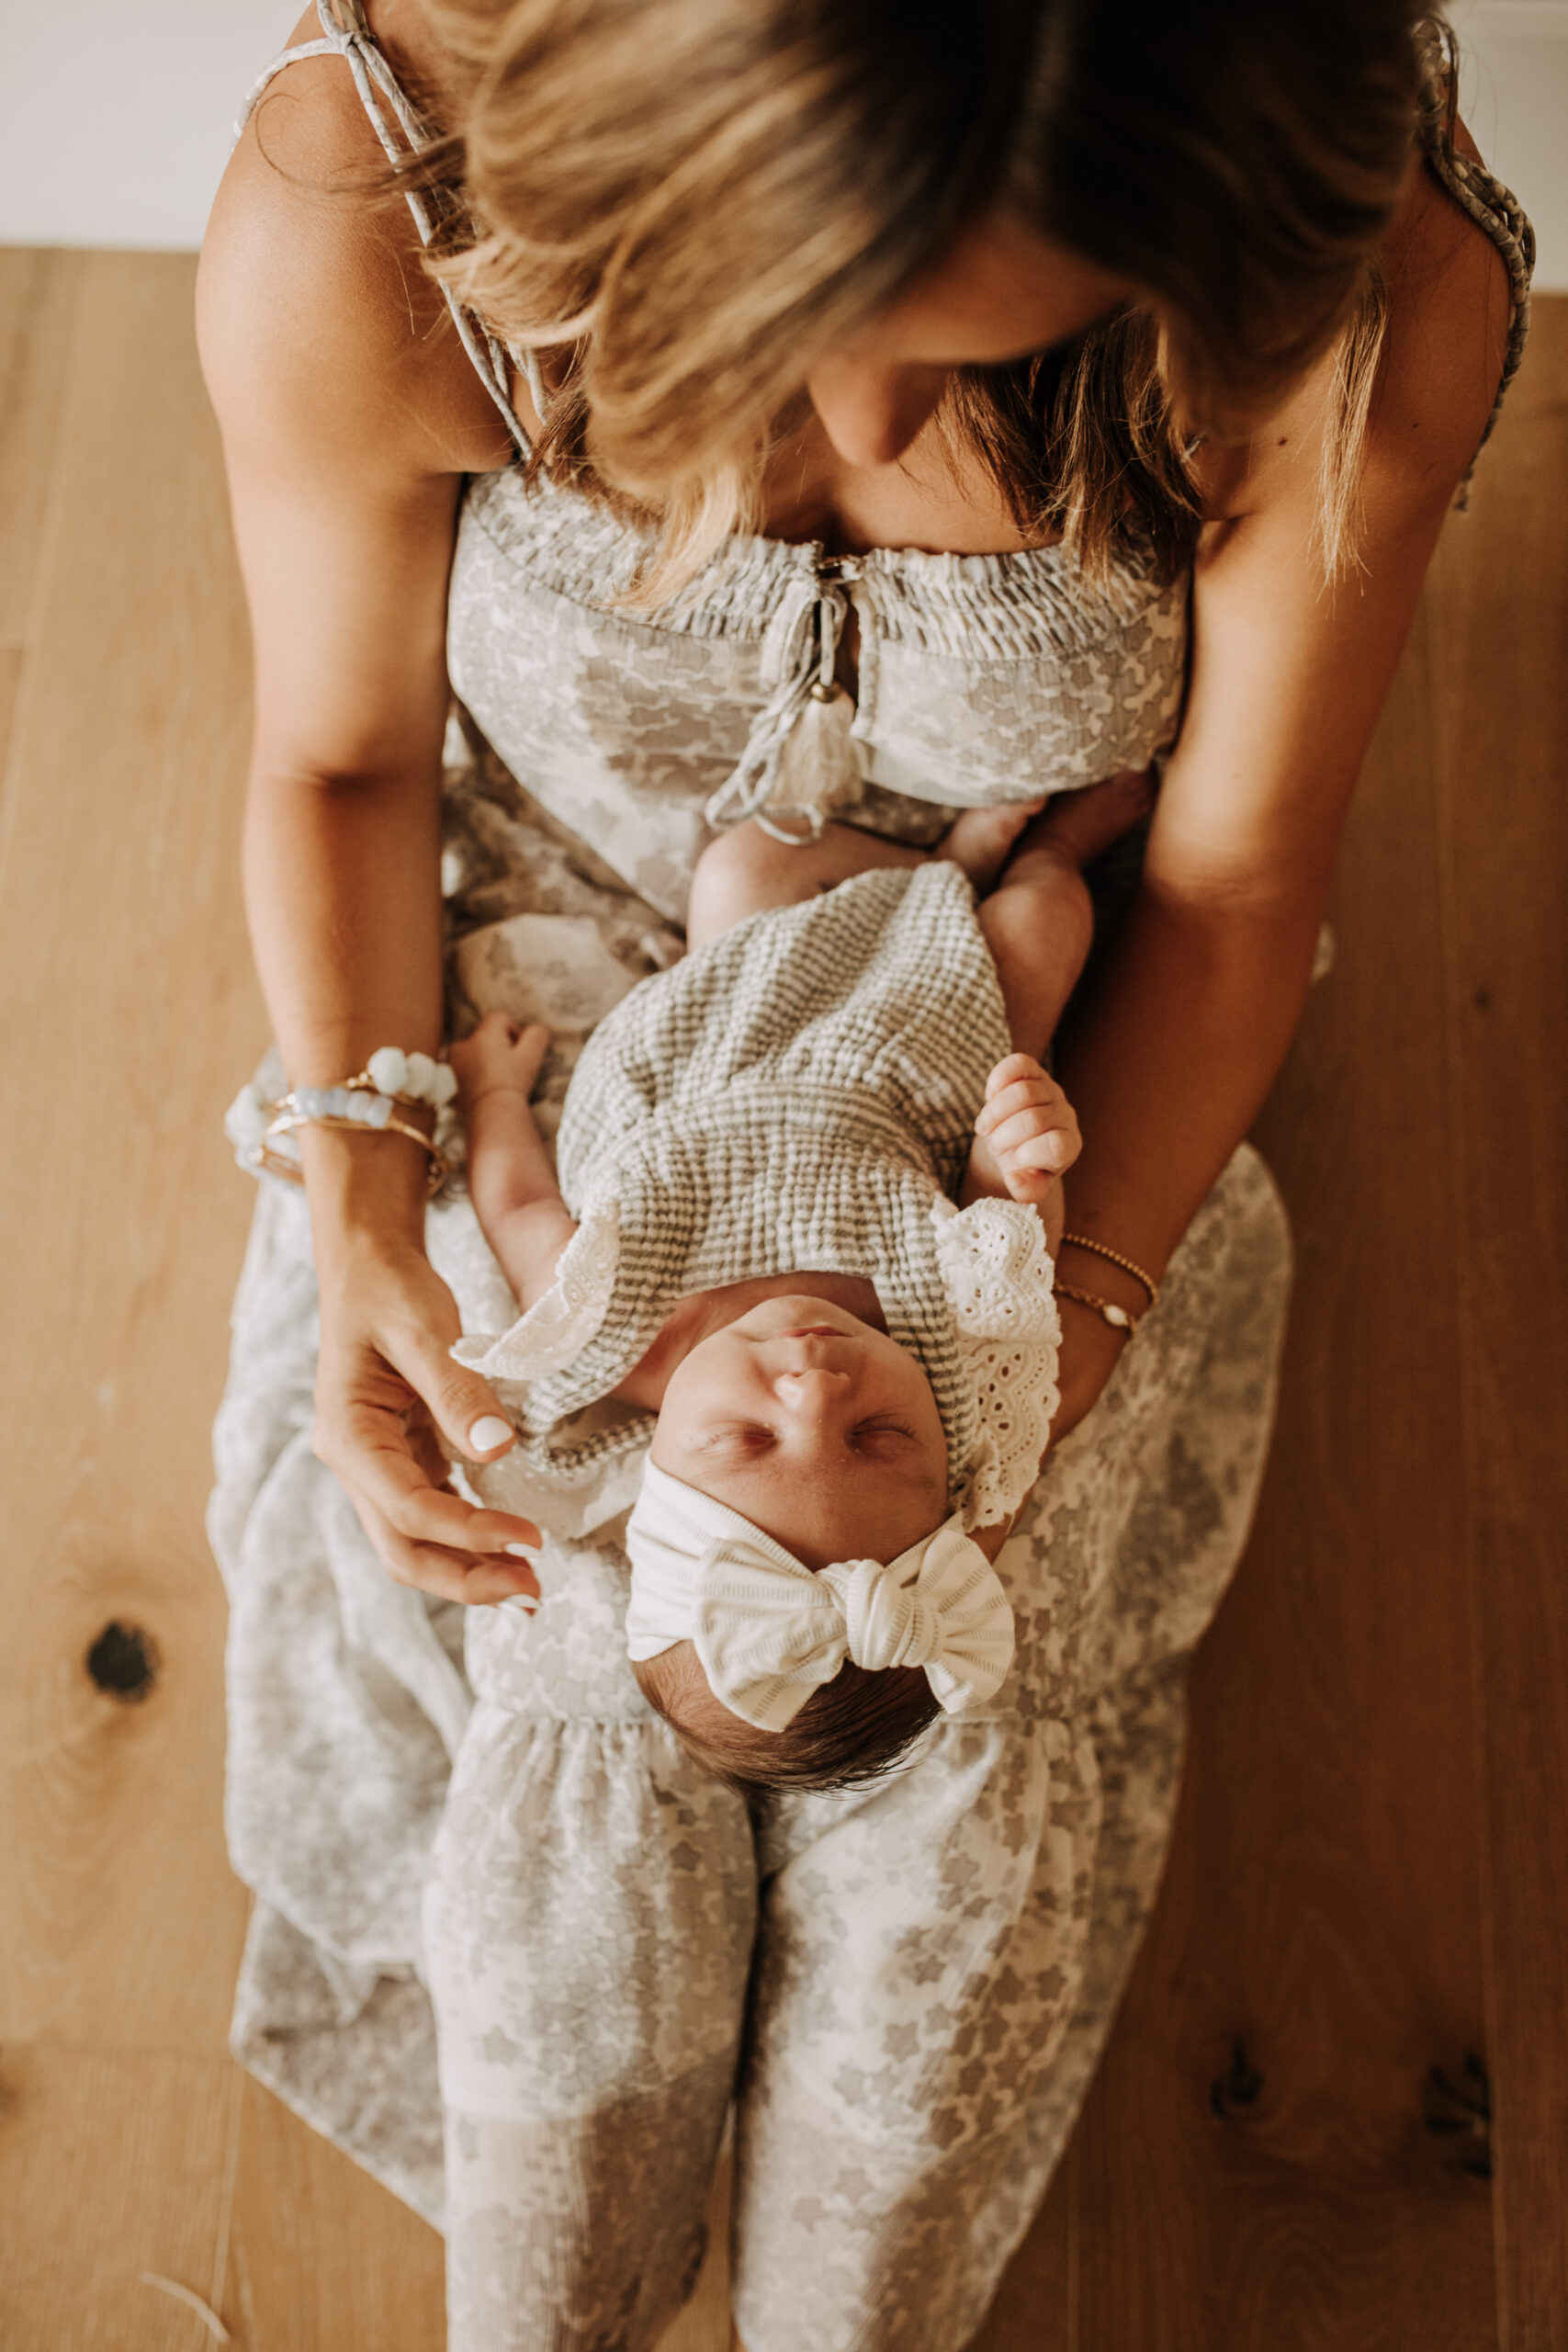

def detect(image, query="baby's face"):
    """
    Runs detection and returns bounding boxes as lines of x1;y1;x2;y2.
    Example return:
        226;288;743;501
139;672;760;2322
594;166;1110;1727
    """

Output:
650;1293;949;1567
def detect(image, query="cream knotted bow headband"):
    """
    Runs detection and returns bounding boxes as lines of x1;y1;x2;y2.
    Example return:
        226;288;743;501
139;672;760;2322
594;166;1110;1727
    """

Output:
625;1461;1015;1733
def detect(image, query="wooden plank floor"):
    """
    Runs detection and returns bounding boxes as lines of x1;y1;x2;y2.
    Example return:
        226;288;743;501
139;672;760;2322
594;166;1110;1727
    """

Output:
0;251;1561;2351
982;302;1568;2351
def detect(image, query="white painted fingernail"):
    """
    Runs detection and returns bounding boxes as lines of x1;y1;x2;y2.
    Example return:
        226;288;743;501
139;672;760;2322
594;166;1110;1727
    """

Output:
500;1594;538;1614
502;1542;534;1558
469;1415;513;1452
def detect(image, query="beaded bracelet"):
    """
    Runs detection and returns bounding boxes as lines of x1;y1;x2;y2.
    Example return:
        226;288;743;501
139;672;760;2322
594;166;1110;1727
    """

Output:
1058;1232;1160;1307
225;1047;457;1195
1055;1233;1161;1340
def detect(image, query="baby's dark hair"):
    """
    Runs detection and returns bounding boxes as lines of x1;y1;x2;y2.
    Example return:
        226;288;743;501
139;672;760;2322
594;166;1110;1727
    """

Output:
633;1643;940;1796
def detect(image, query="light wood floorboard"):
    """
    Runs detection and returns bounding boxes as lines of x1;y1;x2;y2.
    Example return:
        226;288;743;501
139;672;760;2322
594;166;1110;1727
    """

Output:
0;2047;241;2352
979;309;1565;2351
0;248;83;650
1432;302;1568;2350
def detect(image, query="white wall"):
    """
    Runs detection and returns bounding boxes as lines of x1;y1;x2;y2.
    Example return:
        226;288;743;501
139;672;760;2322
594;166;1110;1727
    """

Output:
0;2;301;251
1;0;1565;284
1450;0;1568;286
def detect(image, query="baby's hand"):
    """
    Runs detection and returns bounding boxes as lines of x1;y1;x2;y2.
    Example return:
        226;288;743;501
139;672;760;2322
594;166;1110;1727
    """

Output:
969;1054;1082;1206
449;1012;551;1111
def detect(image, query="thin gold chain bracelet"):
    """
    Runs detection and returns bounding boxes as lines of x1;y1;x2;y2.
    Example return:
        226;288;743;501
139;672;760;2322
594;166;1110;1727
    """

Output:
1059;1232;1160;1309
261;1107;450;1196
1055;1282;1143;1336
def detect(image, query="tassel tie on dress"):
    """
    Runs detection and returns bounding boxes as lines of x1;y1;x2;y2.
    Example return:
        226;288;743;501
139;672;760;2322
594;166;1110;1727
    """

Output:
625;1462;1015;1731
705;559;866;844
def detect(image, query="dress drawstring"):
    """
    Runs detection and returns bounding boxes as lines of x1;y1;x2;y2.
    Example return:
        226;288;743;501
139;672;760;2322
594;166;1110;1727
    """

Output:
705;558;865;843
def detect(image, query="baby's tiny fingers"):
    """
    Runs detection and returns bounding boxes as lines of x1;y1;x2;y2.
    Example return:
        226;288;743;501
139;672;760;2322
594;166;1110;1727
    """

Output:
1007;1131;1077;1174
985;1107;1077;1164
976;1080;1038;1136
984;1052;1046;1101
976;1080;1066;1138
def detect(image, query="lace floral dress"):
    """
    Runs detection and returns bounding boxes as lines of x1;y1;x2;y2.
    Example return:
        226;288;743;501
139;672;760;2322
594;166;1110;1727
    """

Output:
210;9;1533;2350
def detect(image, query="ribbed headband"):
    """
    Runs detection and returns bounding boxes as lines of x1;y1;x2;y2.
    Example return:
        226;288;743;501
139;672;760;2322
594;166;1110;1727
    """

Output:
624;1461;1015;1733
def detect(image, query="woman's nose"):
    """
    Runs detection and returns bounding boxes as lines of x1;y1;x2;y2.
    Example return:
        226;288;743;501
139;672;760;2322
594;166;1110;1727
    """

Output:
806;356;950;469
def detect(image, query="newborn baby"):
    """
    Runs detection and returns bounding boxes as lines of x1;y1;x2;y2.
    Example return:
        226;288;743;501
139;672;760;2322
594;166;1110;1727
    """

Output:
452;777;1149;1792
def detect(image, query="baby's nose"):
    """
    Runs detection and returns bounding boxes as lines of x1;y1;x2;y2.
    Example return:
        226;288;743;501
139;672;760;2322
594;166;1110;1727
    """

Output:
773;1369;850;1410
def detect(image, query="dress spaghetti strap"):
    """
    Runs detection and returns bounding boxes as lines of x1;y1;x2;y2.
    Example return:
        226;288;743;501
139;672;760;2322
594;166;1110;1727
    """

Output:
233;0;539;459
1416;24;1535;497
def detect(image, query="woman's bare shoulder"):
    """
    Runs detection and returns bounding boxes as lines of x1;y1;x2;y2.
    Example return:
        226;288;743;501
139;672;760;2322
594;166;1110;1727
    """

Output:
1370;118;1517;492
197;20;512;481
1198;120;1516;537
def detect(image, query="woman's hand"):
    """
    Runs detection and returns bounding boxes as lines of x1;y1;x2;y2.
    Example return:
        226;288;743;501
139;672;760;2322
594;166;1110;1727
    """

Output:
312;1234;544;1606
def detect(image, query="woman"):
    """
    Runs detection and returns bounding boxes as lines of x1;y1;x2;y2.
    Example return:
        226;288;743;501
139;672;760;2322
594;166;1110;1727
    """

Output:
199;4;1529;2346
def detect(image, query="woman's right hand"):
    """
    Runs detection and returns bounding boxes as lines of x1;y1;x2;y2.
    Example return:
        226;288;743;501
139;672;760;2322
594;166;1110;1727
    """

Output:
312;1234;544;1606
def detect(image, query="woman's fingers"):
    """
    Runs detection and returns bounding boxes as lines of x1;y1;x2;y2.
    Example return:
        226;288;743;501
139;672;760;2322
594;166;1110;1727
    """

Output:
310;1251;543;1600
326;1402;539;1548
384;1317;522;1470
354;1488;543;1608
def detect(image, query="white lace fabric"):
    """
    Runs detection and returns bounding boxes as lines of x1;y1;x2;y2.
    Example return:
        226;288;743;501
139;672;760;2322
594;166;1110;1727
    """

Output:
454;1187;621;1383
931;1197;1062;1529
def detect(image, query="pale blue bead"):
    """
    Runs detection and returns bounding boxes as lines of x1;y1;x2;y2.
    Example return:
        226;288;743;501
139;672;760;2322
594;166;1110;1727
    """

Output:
365;1094;394;1128
344;1091;375;1123
297;1087;328;1117
326;1087;354;1117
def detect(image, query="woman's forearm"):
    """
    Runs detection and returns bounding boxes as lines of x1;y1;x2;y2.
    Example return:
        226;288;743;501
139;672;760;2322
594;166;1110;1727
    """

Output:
243;756;446;1247
1055;867;1325;1280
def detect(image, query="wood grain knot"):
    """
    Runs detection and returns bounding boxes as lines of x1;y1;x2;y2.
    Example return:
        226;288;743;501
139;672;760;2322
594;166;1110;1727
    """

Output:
85;1621;161;1703
1209;2036;1264;2121
1424;2052;1492;2180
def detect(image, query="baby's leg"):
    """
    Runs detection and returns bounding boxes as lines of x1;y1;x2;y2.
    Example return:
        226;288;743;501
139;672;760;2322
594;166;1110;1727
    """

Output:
978;767;1156;1056
686;820;927;949
449;1015;578;1311
689;807;1055;950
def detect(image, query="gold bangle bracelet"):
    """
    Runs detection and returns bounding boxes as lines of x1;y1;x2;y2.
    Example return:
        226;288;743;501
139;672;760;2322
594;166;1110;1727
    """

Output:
1058;1231;1160;1308
262;1110;449;1196
1055;1282;1143;1335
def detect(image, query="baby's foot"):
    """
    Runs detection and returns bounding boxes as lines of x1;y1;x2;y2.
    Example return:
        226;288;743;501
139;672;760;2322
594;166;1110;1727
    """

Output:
449;1012;551;1109
1014;765;1156;876
942;799;1046;891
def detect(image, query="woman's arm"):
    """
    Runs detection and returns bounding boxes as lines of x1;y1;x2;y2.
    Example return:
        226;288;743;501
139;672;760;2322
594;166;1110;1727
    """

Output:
1050;149;1515;1431
198;47;544;1600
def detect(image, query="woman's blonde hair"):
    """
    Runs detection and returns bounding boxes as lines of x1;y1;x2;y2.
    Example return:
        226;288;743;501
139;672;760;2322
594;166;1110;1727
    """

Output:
393;0;1436;594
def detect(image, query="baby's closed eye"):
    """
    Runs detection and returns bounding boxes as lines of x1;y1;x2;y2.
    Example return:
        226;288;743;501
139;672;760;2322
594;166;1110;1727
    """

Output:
692;1418;919;1458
